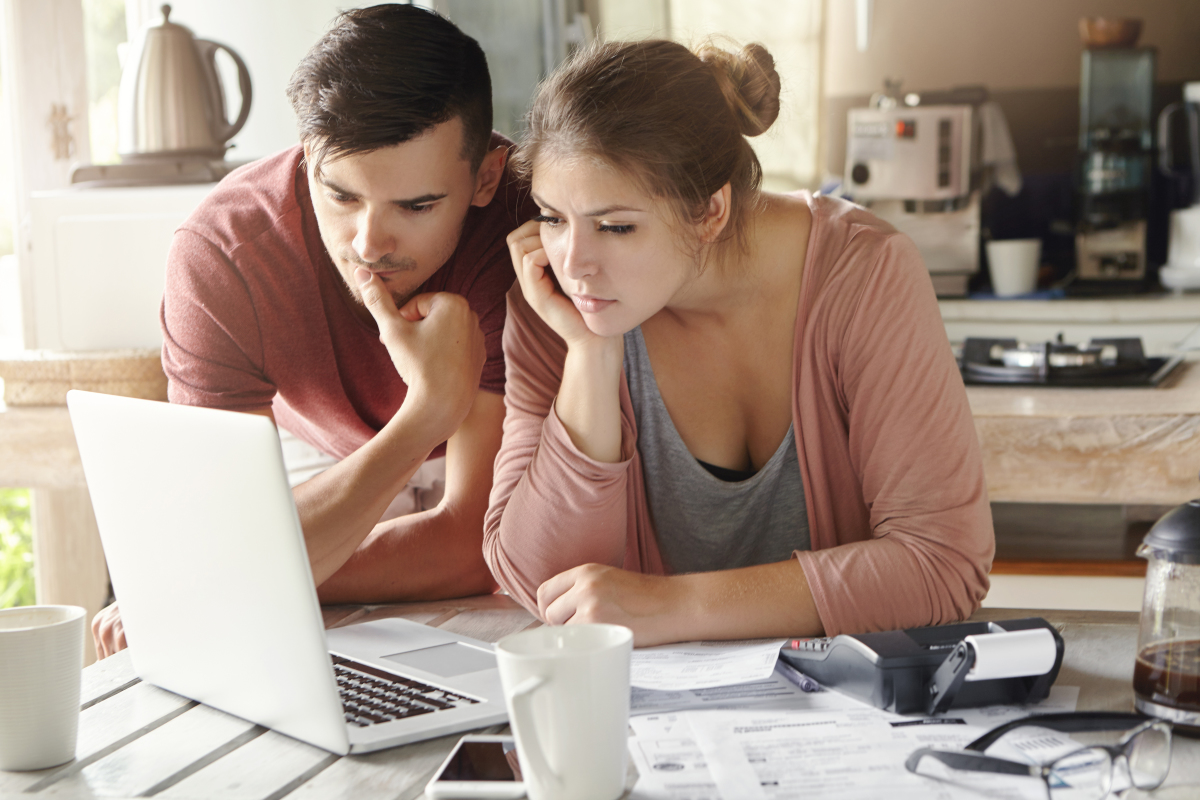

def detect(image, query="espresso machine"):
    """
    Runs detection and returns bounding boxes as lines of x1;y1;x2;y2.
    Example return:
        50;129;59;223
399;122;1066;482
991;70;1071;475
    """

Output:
1074;47;1156;289
845;93;981;297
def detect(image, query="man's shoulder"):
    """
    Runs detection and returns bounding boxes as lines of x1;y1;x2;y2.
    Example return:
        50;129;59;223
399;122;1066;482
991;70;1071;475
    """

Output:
178;146;308;255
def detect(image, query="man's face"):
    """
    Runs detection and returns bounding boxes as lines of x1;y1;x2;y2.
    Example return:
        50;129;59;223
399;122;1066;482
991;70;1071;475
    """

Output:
306;118;486;315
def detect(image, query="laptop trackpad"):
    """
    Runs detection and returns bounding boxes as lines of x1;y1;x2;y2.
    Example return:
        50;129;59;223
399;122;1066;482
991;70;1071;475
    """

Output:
382;642;497;677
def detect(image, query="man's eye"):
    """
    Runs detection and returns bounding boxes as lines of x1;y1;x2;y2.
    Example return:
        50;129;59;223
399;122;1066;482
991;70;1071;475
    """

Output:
534;213;563;226
408;204;434;214
599;224;634;235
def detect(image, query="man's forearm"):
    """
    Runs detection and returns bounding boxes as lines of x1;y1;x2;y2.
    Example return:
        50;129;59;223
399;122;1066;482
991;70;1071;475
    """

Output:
315;500;496;603
293;400;447;587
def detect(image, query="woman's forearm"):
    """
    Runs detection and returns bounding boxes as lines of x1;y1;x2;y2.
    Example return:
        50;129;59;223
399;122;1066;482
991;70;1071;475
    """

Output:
668;560;825;642
540;559;824;645
555;336;626;463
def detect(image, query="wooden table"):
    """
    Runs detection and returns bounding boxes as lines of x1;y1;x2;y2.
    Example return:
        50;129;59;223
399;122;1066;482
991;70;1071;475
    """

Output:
0;596;1196;799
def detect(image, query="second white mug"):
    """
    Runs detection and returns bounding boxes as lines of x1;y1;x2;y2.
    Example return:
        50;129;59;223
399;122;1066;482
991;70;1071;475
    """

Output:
0;605;85;771
495;623;633;800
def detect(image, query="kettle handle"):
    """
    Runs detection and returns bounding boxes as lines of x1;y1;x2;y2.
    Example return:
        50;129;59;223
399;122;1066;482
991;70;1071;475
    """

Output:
196;39;253;146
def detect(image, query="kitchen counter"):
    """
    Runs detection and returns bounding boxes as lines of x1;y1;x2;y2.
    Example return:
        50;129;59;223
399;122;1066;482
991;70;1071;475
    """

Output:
967;356;1200;504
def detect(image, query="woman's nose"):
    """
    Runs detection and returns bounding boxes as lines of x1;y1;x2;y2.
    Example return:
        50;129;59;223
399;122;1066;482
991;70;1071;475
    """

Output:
352;211;395;263
559;229;594;281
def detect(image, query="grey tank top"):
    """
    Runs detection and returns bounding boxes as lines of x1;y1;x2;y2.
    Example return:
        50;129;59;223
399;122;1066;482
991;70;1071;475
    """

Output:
623;327;810;575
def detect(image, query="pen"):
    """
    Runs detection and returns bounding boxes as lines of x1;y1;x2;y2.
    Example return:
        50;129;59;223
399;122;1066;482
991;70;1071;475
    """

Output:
777;660;821;692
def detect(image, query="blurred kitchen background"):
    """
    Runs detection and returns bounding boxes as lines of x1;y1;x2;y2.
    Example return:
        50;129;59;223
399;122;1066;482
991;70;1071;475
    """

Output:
2;0;1200;634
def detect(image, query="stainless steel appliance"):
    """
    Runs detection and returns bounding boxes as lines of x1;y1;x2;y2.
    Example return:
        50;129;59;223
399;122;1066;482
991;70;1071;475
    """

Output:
959;335;1181;387
1075;47;1156;286
69;4;252;187
845;102;980;296
119;4;252;160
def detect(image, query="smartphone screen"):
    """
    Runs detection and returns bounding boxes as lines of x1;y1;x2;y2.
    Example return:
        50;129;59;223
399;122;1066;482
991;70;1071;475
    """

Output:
436;740;522;782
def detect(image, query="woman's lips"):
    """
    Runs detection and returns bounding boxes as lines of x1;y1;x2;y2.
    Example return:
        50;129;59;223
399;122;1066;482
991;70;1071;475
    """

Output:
572;295;615;313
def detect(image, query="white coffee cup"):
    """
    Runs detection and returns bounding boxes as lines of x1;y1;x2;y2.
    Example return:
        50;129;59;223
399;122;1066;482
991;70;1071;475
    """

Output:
495;624;632;800
0;605;85;771
987;238;1042;297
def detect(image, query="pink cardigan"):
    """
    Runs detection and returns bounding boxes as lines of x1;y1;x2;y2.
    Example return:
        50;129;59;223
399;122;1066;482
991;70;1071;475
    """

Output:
483;193;994;635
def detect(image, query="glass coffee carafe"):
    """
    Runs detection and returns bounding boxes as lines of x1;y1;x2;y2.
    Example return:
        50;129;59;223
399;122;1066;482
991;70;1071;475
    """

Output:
1134;499;1200;730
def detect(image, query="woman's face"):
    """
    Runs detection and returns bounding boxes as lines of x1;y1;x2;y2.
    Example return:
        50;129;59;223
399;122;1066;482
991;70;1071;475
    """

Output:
531;157;698;338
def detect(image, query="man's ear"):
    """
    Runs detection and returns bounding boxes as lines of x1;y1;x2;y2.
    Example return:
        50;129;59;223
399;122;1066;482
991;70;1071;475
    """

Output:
470;146;507;207
699;183;732;243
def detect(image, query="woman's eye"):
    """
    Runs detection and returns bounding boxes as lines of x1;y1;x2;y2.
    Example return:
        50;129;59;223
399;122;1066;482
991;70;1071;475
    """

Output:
534;213;563;226
329;193;355;204
599;224;634;235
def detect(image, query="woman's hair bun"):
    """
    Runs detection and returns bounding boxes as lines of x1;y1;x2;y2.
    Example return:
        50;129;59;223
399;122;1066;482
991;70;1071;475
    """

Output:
697;41;781;137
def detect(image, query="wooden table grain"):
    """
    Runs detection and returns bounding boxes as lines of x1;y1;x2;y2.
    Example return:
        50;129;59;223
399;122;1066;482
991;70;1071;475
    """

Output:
2;600;1197;799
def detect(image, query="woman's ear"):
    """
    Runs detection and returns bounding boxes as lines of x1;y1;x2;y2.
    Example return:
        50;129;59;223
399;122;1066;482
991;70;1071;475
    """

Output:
699;183;732;243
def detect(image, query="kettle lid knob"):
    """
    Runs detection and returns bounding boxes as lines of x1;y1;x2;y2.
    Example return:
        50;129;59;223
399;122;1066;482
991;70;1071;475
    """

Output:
161;4;171;24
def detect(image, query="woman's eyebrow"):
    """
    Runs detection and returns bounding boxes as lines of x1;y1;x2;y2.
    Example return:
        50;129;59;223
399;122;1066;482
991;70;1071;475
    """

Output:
531;193;645;216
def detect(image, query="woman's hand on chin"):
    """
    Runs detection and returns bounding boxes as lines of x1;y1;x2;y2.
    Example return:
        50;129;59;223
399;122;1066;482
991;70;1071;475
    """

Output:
535;563;690;647
508;219;596;348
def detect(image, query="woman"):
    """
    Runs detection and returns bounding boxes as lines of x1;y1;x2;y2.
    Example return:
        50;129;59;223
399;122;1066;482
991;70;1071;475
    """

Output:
484;39;993;645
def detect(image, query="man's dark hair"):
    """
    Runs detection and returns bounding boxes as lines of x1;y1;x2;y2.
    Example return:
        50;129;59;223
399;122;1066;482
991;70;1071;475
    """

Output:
287;4;492;172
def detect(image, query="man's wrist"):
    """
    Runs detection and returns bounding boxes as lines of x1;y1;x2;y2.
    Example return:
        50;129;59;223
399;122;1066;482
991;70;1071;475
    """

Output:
388;385;471;454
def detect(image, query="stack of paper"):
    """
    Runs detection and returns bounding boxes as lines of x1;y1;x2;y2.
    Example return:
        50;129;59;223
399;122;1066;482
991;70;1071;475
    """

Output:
625;639;1079;800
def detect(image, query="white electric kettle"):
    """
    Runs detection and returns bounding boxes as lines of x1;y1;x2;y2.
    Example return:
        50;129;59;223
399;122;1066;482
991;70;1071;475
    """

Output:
1158;82;1200;292
118;4;252;160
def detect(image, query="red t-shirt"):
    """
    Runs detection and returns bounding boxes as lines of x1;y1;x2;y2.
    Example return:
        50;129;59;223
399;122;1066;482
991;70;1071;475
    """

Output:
161;136;533;460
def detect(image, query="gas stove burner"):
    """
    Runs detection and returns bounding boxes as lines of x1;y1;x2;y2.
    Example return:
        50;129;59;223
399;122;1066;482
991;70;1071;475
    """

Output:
960;336;1183;387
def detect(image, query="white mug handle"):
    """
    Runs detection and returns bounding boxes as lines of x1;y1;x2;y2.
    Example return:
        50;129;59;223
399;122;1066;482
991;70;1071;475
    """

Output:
509;675;563;793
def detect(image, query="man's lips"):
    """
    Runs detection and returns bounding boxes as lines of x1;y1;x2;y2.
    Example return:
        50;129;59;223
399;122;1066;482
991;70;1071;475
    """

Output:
572;295;615;313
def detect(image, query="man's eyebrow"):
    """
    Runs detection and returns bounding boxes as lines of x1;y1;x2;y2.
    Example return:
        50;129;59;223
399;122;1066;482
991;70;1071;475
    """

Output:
531;193;645;216
392;193;448;207
316;176;447;207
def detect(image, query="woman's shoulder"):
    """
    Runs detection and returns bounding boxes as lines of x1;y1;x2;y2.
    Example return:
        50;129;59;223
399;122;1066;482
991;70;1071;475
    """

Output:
785;190;924;295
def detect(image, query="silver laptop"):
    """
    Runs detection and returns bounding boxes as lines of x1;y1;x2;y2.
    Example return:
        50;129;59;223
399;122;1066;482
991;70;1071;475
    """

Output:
67;390;508;756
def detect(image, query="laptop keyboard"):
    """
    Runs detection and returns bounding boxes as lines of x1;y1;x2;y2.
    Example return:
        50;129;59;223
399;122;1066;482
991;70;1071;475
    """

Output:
331;655;480;727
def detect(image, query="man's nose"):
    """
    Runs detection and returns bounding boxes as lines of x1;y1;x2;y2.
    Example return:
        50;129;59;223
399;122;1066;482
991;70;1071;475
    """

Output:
352;211;396;263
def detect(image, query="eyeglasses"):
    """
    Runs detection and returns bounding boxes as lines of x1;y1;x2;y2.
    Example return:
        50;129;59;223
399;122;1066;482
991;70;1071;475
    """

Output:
905;712;1173;799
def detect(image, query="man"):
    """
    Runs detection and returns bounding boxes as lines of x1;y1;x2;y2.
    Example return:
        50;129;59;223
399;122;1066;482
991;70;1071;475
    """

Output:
93;4;533;656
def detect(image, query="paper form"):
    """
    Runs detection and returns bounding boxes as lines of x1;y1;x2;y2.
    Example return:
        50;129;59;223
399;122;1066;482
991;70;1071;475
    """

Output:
685;707;1003;800
632;664;863;716
630;639;786;690
628;686;1081;800
627;715;719;800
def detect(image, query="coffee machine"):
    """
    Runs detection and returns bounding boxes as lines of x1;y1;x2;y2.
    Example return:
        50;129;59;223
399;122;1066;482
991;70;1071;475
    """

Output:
1074;47;1156;288
845;97;980;296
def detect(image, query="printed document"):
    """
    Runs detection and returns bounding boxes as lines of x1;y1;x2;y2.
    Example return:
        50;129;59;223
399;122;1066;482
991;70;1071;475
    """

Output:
630;639;785;691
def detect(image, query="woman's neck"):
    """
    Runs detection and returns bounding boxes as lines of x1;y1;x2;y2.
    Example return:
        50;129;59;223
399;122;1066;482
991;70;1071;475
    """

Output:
657;192;808;329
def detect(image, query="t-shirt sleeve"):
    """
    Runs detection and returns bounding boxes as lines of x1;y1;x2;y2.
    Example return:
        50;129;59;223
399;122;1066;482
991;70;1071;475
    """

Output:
160;229;277;410
468;236;514;396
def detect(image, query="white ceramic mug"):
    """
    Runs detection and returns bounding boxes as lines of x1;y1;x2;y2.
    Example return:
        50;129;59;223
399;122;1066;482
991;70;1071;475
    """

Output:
986;238;1042;297
495;624;633;800
0;605;85;771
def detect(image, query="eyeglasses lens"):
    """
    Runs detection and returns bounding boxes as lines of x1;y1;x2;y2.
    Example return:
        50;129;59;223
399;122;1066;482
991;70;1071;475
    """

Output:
1047;747;1112;800
1127;724;1171;790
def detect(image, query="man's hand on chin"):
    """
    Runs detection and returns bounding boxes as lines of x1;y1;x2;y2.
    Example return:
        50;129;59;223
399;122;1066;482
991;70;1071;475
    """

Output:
355;267;485;441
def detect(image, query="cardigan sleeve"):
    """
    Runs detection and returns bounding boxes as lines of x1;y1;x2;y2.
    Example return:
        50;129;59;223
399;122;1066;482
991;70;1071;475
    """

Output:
483;285;650;613
794;231;994;636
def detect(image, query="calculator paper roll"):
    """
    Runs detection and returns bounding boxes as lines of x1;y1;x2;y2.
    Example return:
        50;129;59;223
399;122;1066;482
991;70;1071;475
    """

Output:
963;629;1056;682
